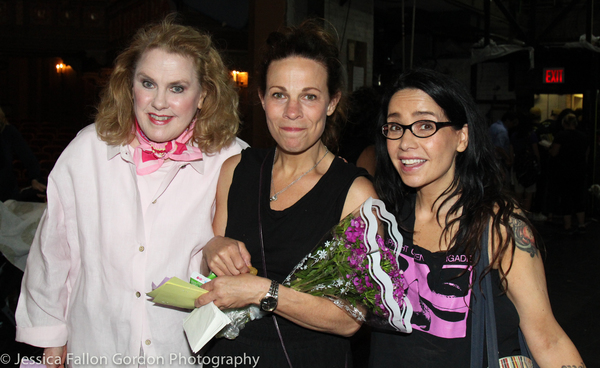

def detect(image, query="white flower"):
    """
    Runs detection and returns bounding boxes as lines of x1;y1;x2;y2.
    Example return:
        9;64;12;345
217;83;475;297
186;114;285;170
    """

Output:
316;249;327;260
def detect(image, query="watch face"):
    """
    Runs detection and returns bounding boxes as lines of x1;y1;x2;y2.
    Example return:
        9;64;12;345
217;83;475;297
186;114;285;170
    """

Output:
261;296;277;312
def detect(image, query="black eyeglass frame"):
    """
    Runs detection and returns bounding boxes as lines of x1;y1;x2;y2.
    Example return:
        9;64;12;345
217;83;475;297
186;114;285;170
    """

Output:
381;120;464;140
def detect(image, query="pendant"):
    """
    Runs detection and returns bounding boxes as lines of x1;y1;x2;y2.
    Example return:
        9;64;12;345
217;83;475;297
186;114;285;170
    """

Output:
270;195;277;202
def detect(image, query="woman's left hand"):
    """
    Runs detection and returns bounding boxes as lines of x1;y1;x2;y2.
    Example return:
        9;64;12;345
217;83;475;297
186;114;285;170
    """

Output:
202;236;252;276
31;179;47;200
195;273;270;310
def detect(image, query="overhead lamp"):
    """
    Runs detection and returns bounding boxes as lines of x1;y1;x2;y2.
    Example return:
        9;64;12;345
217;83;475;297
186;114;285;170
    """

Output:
231;70;248;87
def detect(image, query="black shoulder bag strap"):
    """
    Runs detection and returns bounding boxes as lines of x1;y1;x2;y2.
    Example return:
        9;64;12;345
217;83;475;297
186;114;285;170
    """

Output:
471;223;500;368
470;223;539;368
258;150;294;368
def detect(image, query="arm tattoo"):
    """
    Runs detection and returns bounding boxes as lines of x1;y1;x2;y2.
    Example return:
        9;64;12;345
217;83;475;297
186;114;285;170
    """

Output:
509;217;537;258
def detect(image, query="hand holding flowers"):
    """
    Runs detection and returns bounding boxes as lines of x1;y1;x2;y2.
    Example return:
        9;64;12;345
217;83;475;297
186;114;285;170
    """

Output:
283;197;412;332
206;197;413;339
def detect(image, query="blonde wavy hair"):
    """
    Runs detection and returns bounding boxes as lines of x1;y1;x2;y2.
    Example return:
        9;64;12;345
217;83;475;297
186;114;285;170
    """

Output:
95;15;240;153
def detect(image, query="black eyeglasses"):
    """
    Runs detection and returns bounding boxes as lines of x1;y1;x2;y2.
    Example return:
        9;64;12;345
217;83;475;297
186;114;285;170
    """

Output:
381;120;463;140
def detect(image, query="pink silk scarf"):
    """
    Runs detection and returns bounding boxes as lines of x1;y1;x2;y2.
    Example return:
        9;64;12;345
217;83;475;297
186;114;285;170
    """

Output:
133;120;203;175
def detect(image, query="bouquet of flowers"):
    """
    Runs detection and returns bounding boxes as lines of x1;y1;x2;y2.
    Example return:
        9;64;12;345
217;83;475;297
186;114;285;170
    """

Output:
216;197;413;339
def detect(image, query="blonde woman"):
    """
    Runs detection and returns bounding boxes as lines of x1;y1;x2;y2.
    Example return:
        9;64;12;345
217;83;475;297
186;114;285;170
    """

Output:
16;16;246;367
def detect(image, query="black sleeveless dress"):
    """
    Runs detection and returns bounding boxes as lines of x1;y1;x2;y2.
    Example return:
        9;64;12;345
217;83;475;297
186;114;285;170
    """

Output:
204;147;369;368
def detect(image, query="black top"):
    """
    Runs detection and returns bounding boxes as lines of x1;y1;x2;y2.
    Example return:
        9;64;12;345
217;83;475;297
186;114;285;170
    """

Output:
369;193;521;367
553;129;589;174
205;147;369;368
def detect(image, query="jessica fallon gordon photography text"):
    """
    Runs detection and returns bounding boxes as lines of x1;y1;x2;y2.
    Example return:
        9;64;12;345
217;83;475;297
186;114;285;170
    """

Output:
13;353;261;367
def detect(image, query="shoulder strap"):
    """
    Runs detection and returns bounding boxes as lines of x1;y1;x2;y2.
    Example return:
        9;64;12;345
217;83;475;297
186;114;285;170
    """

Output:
470;223;500;368
519;329;539;368
482;226;501;367
471;222;539;368
257;150;294;368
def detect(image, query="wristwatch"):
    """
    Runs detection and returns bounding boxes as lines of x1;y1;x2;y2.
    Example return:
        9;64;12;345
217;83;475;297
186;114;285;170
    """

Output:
260;279;279;312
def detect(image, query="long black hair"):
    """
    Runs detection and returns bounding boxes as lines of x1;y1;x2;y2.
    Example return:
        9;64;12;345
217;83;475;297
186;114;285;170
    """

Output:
374;68;536;287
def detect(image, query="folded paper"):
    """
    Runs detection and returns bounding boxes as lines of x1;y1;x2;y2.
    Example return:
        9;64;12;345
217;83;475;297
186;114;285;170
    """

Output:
147;277;208;310
183;302;231;352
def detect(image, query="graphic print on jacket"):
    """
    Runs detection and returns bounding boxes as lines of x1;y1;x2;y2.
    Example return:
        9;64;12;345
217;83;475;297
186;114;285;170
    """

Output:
398;241;473;338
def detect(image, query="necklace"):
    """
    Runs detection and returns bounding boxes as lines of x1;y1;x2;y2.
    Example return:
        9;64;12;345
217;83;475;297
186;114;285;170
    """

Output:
270;147;329;202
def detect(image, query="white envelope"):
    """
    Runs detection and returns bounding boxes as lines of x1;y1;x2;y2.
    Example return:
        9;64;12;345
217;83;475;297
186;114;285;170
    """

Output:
183;302;232;353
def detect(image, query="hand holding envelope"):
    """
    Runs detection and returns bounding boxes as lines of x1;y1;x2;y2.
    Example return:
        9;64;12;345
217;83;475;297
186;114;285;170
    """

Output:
147;276;231;352
147;267;258;352
147;277;208;309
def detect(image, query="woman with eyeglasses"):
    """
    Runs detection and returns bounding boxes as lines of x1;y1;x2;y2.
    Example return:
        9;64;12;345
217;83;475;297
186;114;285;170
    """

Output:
369;69;583;367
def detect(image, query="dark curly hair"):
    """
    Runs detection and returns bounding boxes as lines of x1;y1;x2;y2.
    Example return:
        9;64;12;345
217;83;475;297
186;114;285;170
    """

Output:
256;19;346;152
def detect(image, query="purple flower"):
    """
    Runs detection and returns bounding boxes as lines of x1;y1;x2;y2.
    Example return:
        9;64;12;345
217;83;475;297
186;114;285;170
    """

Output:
365;275;373;288
286;210;407;322
350;218;364;229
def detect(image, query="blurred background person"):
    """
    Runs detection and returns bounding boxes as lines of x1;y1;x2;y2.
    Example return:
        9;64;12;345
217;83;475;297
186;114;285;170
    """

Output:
339;86;381;176
529;106;551;222
488;110;519;186
550;113;590;234
510;113;542;217
0;107;46;202
545;108;574;223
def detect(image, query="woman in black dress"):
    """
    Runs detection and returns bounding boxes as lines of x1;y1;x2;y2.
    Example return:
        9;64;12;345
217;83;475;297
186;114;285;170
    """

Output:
196;20;376;367
369;68;583;367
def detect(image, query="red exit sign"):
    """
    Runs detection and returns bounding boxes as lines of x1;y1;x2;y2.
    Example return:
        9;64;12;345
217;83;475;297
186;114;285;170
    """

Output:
544;68;564;83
